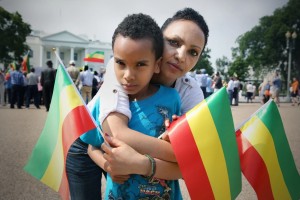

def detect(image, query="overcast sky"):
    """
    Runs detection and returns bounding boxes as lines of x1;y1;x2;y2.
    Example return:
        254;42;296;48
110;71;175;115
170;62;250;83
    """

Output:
1;0;288;66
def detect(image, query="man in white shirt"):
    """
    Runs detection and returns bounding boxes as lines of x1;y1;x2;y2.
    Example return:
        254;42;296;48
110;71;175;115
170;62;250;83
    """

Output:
227;77;234;105
79;65;94;103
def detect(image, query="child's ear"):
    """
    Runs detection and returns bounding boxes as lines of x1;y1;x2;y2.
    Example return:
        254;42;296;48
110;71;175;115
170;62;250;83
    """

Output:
154;57;162;74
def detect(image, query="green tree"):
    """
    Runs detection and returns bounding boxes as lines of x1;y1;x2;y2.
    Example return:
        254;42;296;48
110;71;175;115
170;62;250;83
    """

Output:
233;0;300;84
0;7;31;65
193;48;214;75
215;56;230;79
228;55;249;81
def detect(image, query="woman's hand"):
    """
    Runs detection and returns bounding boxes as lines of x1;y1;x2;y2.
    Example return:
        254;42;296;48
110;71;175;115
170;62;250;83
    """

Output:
101;134;150;178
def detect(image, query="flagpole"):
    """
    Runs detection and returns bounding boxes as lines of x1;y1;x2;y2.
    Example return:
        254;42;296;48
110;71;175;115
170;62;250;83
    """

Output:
235;99;273;131
52;48;108;146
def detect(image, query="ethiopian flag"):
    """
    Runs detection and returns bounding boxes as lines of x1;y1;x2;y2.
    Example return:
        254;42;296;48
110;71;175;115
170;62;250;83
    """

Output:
24;65;97;199
236;100;300;200
84;51;104;63
22;53;30;73
168;87;241;199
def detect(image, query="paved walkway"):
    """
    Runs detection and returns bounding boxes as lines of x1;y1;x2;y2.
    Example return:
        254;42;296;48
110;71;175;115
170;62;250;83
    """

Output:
0;102;299;199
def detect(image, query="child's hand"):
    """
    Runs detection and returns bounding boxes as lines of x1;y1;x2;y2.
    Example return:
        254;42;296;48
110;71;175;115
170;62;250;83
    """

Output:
161;114;180;142
164;114;180;128
101;134;146;176
110;174;130;184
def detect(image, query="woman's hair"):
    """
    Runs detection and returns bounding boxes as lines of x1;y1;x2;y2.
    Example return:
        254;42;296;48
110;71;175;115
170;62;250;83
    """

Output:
161;8;209;49
112;13;164;60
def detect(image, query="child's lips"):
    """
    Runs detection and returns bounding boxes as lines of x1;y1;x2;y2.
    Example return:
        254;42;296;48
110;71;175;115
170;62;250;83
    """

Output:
122;83;137;91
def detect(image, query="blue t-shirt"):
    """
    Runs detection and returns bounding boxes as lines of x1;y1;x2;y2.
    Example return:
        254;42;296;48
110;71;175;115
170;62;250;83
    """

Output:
80;85;182;199
105;85;182;200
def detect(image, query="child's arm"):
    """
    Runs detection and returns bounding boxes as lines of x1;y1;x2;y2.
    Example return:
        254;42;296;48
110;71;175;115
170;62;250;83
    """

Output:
102;112;176;162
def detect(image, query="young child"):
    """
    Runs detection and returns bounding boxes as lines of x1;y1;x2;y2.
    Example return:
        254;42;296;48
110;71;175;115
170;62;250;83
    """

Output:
84;13;183;199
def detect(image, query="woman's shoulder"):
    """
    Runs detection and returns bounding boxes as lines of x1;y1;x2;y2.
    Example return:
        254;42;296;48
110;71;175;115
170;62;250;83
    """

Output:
176;74;198;88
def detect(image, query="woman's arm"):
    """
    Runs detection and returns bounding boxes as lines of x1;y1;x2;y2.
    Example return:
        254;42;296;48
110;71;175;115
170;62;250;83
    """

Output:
99;134;182;180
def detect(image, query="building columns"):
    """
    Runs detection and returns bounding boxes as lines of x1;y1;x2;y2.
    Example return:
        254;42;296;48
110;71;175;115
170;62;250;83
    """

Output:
70;47;74;61
39;46;43;67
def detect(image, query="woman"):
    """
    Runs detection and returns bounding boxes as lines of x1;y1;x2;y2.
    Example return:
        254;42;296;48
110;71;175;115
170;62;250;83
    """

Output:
67;8;209;200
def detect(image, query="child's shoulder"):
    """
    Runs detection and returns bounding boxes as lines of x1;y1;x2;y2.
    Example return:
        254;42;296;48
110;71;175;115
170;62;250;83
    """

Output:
159;85;179;96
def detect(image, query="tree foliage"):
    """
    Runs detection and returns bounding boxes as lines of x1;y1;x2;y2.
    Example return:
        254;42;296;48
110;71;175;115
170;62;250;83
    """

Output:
215;56;230;78
232;0;300;82
193;47;214;75
0;7;31;65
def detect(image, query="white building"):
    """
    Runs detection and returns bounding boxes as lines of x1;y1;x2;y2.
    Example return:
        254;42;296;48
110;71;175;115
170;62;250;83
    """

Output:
26;30;113;72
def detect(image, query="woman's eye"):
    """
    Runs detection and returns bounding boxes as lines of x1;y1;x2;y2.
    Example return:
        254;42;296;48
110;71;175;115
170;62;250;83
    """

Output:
168;40;179;47
189;50;199;57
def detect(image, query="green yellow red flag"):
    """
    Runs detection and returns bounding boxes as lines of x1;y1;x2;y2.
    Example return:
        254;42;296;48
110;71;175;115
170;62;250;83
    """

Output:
22;52;30;73
236;100;300;200
24;64;97;199
168;87;241;199
84;51;104;63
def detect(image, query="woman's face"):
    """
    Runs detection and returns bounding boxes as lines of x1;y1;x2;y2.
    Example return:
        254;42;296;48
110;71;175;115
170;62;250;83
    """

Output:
160;20;205;84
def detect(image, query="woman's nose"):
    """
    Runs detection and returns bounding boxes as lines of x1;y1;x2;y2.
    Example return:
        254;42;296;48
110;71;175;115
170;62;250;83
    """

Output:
176;46;187;63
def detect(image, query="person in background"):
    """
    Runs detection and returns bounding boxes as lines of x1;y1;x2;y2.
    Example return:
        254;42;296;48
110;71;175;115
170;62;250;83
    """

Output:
213;71;223;92
291;77;299;106
37;76;43;106
4;69;12;105
196;69;207;98
272;71;281;106
232;76;240;106
206;73;213;97
26;68;40;109
92;71;100;98
246;82;254;103
0;69;5;106
67;60;80;84
263;81;271;104
10;59;24;109
41;60;56;112
79;65;94;103
226;77;234;105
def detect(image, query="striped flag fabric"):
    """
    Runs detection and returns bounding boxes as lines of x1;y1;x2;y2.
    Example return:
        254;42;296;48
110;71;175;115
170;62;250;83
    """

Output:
168;87;241;199
24;64;97;200
84;51;104;63
236;100;300;200
22;52;30;73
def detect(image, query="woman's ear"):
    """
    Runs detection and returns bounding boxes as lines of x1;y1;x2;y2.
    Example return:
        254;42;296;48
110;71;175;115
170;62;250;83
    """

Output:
154;57;162;74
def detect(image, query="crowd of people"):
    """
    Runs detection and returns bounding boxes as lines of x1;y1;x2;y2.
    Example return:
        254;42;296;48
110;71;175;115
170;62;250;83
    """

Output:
186;69;300;107
0;59;105;110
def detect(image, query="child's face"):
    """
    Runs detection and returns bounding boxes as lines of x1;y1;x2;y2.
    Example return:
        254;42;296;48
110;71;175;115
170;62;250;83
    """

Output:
160;20;205;84
113;35;160;98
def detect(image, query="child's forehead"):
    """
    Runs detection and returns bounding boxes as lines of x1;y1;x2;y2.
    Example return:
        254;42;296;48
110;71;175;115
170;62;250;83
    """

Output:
113;36;155;56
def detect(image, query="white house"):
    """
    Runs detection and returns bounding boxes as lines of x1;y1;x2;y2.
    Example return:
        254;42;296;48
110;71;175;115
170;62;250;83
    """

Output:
26;30;113;72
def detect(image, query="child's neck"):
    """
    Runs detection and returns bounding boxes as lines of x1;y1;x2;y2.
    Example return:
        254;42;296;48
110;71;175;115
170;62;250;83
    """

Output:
129;84;158;101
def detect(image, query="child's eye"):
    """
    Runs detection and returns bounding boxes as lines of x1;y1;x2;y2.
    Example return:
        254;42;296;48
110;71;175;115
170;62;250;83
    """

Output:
115;59;125;66
137;62;146;67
